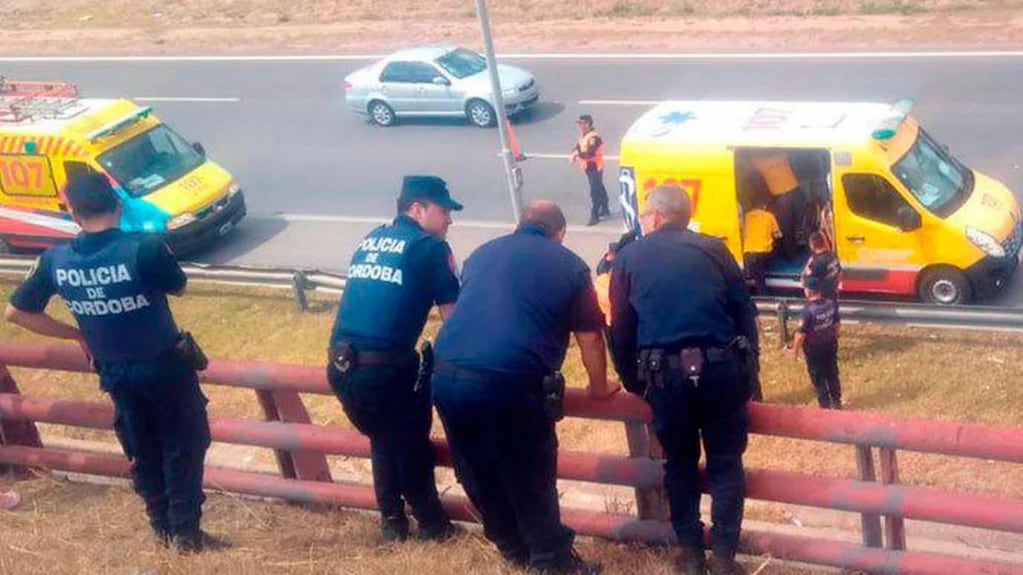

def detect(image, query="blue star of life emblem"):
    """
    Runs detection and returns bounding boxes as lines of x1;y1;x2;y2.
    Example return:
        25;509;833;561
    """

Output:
659;110;695;125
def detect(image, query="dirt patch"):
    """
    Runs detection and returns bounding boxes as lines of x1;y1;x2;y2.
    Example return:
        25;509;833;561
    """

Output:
0;1;1021;55
0;474;821;575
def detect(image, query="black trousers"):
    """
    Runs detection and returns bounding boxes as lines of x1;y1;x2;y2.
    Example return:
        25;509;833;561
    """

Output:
327;357;448;529
433;370;574;570
743;251;771;295
644;358;750;559
806;344;841;408
585;164;610;220
106;363;210;538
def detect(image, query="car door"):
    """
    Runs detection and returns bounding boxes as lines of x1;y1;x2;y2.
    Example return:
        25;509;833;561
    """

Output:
378;62;419;114
405;62;458;114
834;172;925;295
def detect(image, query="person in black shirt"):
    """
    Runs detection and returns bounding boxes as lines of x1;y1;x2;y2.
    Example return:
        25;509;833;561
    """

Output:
608;184;759;575
6;173;216;552
792;276;842;409
801;231;841;304
433;200;617;574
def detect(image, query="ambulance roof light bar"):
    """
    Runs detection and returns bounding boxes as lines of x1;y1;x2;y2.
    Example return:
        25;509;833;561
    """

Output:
87;106;153;142
871;98;915;141
0;77;81;123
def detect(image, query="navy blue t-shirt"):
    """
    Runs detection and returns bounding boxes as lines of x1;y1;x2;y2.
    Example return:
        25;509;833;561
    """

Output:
330;215;459;351
434;224;604;376
799;298;839;352
11;230;185;313
805;251;841;299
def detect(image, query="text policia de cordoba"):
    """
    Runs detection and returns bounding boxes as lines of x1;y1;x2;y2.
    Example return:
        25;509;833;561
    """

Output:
55;265;152;316
347;236;406;286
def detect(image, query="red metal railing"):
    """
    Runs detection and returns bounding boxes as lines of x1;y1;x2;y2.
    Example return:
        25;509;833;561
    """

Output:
0;341;1021;575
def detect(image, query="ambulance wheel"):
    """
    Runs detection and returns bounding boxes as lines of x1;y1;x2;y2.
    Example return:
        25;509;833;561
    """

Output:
466;99;495;128
368;101;396;127
918;267;971;305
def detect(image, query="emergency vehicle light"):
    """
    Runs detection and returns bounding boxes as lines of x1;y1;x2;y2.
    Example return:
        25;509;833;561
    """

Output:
87;106;153;142
870;98;915;141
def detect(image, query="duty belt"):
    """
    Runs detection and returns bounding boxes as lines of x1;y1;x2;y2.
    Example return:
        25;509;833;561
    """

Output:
433;362;496;383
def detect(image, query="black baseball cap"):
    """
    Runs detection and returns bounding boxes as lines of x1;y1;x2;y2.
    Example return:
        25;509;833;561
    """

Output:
399;175;463;211
803;275;821;292
577;114;594;124
65;172;119;217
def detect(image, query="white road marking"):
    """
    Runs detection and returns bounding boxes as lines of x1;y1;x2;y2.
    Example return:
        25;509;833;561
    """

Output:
499;152;621;161
133;97;240;102
578;100;659;106
3;51;1023;63
254;213;624;235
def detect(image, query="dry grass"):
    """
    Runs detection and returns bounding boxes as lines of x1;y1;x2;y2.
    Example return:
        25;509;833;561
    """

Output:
0;473;822;575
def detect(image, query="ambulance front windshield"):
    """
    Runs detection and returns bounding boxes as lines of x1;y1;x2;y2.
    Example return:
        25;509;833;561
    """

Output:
97;125;204;197
891;129;972;217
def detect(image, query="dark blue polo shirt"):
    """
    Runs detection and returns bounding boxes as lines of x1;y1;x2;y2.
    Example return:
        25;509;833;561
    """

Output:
434;224;604;377
608;223;759;390
805;251;841;300
799;298;839;353
330;214;460;351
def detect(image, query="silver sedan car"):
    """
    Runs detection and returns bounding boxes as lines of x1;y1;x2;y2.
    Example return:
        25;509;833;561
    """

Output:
344;45;540;128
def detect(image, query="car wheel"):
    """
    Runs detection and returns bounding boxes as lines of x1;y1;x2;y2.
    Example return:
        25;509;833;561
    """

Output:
466;99;495;128
368;100;396;127
918;266;971;305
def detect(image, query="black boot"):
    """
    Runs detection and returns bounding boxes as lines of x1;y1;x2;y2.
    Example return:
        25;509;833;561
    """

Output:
171;530;230;554
674;545;707;575
417;519;464;541
707;554;747;575
381;515;410;543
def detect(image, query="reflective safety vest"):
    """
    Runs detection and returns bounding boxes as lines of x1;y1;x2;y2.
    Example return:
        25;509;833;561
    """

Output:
48;235;180;363
575;129;605;171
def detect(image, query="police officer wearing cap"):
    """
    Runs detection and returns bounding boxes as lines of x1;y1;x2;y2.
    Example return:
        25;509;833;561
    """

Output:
327;175;462;542
608;184;759;575
571;114;611;226
5;172;215;552
432;200;618;574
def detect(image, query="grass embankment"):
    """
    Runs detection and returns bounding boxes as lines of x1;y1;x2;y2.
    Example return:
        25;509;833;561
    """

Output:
0;279;1020;574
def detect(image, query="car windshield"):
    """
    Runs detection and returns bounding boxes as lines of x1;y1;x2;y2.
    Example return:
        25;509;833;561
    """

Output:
435;48;487;79
891;129;972;216
97;125;204;198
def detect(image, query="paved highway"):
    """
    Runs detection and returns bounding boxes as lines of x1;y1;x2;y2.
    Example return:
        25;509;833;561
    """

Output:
3;53;1023;303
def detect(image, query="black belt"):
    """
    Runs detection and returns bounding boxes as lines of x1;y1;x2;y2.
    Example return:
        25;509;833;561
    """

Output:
433;362;495;383
331;340;415;367
665;346;732;367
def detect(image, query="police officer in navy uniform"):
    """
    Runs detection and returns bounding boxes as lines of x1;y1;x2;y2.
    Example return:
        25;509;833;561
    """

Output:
801;231;841;305
608;185;759;575
432;200;618;574
791;276;842;409
5;173;215;552
327;175;462;542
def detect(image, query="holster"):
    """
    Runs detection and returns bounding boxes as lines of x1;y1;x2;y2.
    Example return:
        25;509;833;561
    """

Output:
637;348;666;393
176;331;209;372
731;336;762;401
542;371;566;422
328;341;357;375
415;341;434;393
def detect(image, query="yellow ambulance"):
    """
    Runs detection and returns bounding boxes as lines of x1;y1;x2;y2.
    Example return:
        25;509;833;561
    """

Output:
0;79;245;254
613;99;1021;305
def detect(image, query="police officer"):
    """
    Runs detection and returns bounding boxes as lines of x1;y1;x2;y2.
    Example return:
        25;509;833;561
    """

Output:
801;231;841;304
5;173;214;552
570;114;611;226
608;185;759;575
791;276;842;409
432;200;618;574
327;175;462;542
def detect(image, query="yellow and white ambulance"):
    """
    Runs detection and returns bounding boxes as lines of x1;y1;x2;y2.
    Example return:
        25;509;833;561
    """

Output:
0;79;245;254
614;99;1020;304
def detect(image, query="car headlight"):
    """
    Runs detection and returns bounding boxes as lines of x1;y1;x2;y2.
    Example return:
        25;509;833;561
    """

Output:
167;213;196;231
502;87;517;97
227;183;240;197
966;226;1006;258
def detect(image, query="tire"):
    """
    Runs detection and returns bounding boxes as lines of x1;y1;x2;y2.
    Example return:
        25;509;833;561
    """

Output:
466;99;496;128
918;267;972;305
368;100;396;127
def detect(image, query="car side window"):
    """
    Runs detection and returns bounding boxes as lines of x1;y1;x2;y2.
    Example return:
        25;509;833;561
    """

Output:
842;173;913;228
380;62;413;83
405;63;443;84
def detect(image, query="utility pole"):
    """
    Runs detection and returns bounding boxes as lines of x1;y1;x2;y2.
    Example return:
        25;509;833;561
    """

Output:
474;0;524;222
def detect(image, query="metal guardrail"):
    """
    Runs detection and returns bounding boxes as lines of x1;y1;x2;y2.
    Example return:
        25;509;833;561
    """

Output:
0;256;1020;332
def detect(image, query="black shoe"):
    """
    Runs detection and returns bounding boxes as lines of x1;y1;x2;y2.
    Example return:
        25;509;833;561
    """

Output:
171;530;230;554
599;206;611;218
381;516;410;543
530;549;603;574
153;529;172;548
673;546;707;575
707;554;747;575
586;217;599;226
417;520;464;542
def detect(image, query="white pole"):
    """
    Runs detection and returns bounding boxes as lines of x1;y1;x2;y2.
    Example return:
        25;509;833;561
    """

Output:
474;0;524;223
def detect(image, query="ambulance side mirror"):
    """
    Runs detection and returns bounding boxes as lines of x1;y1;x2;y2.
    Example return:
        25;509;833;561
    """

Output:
896;206;921;232
192;142;206;158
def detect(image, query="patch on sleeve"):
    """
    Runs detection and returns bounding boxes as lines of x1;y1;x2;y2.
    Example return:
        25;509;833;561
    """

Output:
24;256;41;280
